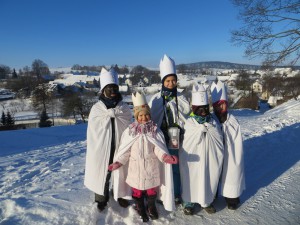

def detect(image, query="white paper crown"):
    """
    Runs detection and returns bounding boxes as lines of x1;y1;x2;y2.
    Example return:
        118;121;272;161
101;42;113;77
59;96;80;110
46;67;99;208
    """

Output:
192;84;208;106
100;67;119;91
132;91;147;107
210;80;228;103
159;54;176;80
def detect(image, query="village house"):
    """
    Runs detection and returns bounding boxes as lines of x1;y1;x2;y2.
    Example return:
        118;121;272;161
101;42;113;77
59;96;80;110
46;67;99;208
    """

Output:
252;79;263;93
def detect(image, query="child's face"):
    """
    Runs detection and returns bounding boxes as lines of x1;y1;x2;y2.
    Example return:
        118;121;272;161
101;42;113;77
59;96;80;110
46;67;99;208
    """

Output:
103;84;119;99
163;75;177;89
137;111;151;124
214;101;228;114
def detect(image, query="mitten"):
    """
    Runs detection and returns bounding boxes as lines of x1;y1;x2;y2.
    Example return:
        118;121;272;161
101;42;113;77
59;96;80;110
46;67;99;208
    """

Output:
163;154;178;164
108;162;122;171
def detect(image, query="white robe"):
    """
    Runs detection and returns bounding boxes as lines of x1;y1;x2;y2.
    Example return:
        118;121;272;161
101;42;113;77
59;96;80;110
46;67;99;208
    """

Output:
219;113;245;198
84;100;131;195
112;128;176;211
148;92;190;128
179;116;224;207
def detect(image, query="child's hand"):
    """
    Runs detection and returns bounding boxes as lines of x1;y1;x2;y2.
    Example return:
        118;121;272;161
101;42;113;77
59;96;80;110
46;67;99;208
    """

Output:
108;162;122;171
163;154;178;164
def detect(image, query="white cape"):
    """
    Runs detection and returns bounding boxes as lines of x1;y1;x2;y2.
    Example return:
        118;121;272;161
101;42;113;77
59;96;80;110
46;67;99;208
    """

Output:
112;128;176;211
84;101;131;195
148;91;190;127
219;113;245;198
179;116;224;207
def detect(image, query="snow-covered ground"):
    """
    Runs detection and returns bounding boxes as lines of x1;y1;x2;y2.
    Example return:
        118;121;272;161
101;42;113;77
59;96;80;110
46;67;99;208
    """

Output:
0;98;300;225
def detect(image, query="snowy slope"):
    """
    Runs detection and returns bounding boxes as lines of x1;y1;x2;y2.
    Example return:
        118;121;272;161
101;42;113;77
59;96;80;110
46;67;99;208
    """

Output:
0;99;300;225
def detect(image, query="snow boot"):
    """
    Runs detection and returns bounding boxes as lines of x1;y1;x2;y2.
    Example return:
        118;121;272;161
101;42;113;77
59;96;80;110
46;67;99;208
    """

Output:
225;197;240;210
96;201;107;212
203;204;216;214
117;198;129;208
183;206;194;215
227;203;238;210
147;194;159;220
174;196;182;205
133;196;149;222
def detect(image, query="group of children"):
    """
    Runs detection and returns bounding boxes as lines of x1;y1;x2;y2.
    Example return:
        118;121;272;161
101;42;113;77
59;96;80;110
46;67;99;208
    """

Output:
84;54;245;222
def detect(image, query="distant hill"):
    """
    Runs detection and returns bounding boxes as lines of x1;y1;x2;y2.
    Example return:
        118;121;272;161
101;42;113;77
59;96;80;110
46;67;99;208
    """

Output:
181;61;261;70
181;61;300;70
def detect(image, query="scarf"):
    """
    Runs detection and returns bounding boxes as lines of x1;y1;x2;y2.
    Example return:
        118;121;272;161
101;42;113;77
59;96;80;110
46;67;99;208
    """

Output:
161;85;177;101
190;112;211;124
99;93;122;109
129;120;157;138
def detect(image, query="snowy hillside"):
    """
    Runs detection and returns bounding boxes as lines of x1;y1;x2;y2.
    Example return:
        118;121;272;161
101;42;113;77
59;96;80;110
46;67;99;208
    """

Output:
0;98;300;225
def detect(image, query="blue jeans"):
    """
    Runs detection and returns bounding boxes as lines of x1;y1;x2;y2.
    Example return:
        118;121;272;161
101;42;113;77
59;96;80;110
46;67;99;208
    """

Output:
168;149;181;198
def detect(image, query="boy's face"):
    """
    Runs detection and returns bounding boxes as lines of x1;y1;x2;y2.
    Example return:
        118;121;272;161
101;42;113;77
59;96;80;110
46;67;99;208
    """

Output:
137;111;151;124
193;105;209;117
163;75;177;89
103;84;119;99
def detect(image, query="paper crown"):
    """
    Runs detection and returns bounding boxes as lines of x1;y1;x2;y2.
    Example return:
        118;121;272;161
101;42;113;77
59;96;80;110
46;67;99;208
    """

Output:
159;54;176;81
100;67;119;91
132;91;147;107
210;80;228;103
192;84;208;106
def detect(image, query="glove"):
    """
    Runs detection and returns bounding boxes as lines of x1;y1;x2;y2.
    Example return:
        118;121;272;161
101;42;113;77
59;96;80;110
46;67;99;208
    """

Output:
108;162;122;171
163;154;178;164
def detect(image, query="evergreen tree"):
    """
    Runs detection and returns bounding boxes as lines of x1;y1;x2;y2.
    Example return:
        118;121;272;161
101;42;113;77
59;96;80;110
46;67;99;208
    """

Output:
38;110;52;128
1;112;6;126
12;69;18;79
6;112;14;126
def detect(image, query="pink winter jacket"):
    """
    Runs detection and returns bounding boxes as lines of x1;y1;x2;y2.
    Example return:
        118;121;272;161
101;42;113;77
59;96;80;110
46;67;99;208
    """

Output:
116;138;166;190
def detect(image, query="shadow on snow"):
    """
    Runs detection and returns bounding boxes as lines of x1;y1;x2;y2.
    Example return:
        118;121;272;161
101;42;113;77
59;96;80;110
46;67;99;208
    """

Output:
242;123;300;202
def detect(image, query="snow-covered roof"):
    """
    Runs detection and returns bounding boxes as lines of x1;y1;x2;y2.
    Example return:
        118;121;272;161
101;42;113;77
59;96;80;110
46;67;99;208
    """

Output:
51;74;99;86
228;73;239;81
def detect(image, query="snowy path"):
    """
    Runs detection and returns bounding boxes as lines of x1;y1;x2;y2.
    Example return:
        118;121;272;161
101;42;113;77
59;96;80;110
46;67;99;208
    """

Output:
0;99;300;224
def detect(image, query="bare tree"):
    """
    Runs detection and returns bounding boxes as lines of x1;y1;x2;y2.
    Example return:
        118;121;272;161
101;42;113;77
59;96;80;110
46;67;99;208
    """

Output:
31;83;53;113
32;59;50;79
62;92;96;123
235;70;252;94
283;75;300;98
262;73;283;95
231;0;300;66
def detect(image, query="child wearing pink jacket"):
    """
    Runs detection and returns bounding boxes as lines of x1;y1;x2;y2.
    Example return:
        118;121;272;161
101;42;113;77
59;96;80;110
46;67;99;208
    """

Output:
109;92;177;222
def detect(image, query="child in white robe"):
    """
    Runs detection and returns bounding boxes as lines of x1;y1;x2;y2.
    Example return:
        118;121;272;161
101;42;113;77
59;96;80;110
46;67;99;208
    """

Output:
84;68;131;212
179;84;224;215
211;80;245;210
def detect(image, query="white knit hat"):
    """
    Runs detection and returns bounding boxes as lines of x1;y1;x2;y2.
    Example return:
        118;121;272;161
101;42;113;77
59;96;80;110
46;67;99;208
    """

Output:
192;84;208;106
100;67;119;91
210;80;228;104
159;54;176;81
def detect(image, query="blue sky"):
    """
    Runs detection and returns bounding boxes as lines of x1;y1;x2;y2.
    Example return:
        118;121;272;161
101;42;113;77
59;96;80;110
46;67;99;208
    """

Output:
0;0;262;70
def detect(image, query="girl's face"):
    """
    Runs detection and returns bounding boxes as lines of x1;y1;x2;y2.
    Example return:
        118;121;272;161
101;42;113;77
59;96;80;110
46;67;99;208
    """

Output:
163;75;177;89
137;111;151;124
